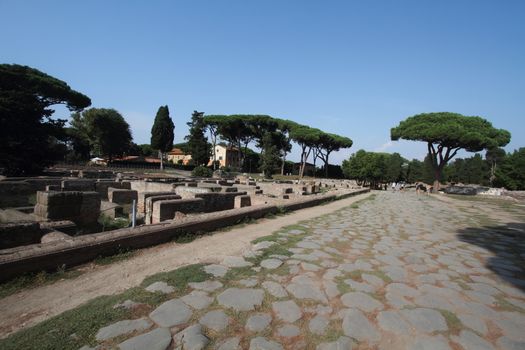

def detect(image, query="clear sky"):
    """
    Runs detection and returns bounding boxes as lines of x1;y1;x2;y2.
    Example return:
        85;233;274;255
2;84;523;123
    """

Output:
2;0;524;164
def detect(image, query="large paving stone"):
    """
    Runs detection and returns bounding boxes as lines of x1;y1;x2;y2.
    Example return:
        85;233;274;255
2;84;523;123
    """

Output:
316;336;353;350
199;310;229;332
309;315;329;335
223;256;253;268
277;324;300;338
118;327;171;350
173;324;209;350
377;310;411;334
217;337;241;350
452;330;495;350
181;290;214;310
272;300;302;323
340;292;383;312
496;336;525;350
407;335;452;350
217;288;264;311
249;337;284;350
260;259;283;269
342;309;380;343
286;275;328;303
401;308;448;333
262;281;288;298
189;280;223;292
96;318;152;341
205;264;229;277
149;299;192;327
246;313;272;332
458;313;488;335
145;281;175;294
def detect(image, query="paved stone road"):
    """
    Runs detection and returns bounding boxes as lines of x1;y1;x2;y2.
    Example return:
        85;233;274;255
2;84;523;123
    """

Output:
84;192;525;350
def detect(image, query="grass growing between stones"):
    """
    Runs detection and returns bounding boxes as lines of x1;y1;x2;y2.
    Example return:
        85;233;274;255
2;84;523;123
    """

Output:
437;309;463;334
494;295;525;312
0;263;211;350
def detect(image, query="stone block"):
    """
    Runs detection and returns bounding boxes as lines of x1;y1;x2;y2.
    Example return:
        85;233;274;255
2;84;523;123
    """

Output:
145;195;182;224
34;191;100;227
195;192;247;212
234;195;251;208
95;181;131;200
152;198;204;224
282;188;293;194
138;191;176;213
108;188;138;204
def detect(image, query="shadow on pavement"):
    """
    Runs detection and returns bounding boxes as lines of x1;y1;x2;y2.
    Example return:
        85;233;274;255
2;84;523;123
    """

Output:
457;222;525;292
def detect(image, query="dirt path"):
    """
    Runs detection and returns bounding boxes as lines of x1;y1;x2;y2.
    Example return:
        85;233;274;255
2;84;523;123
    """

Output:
0;192;371;338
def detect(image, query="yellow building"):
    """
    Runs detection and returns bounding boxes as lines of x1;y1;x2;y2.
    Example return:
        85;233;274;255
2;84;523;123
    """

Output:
209;144;240;168
167;148;192;165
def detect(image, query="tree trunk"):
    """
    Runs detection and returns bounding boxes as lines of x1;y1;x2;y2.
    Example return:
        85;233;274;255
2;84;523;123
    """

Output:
281;152;287;175
432;169;441;193
159;151;164;170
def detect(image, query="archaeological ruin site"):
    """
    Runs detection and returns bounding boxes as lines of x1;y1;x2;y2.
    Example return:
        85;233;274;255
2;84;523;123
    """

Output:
0;168;367;281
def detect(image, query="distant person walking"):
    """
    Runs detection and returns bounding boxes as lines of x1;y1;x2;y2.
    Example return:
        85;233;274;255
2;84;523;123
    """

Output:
391;182;397;192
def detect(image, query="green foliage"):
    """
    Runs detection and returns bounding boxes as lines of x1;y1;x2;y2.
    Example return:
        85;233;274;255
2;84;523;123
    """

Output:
185;111;210;166
0;64;91;175
191;165;213;177
150;105;174;153
342;150;404;186
445;154;489;185
493;148;525;190
260;132;283;178
70;108;132;161
203;115;352;178
137;143;155;156
391;112;511;189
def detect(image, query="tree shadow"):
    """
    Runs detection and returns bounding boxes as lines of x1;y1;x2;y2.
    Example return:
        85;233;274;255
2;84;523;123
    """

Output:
456;222;525;292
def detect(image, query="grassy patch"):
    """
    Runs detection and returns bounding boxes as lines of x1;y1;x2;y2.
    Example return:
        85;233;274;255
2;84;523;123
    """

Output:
0;268;82;299
94;247;135;266
0;264;211;350
141;263;211;292
98;215;130;232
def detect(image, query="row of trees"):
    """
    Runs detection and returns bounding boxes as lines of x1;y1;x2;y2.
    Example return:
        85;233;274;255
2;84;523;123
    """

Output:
342;147;525;191
202;115;353;178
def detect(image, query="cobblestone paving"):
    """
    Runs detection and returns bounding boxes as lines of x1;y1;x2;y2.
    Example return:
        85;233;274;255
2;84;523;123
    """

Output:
87;192;525;349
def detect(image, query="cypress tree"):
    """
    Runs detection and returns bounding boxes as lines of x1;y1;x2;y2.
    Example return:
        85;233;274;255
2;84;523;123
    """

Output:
150;105;175;170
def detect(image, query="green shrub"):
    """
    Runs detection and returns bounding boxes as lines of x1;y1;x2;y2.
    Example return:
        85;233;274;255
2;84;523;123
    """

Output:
192;165;212;177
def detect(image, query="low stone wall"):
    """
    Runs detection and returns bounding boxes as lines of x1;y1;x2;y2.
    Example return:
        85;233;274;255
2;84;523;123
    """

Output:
0;222;42;249
0;188;369;281
34;191;101;226
194;192;247;212
129;181;177;195
61;179;96;192
138;191;177;213
108;188;138;205
152;198;204;224
235;195;251;208
95;181;131;200
145;195;182;224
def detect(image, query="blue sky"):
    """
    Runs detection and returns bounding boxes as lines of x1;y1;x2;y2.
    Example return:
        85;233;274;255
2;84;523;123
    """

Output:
2;0;524;164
